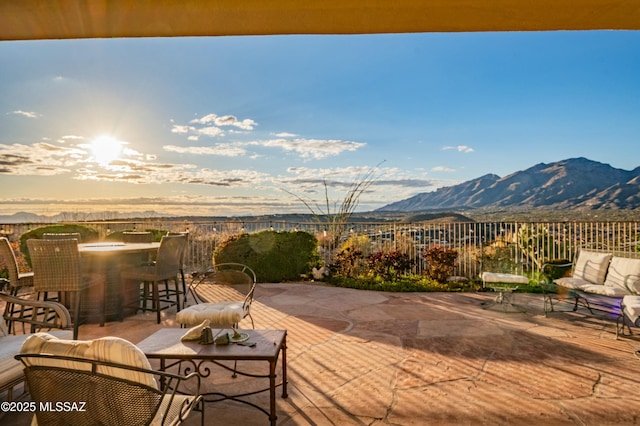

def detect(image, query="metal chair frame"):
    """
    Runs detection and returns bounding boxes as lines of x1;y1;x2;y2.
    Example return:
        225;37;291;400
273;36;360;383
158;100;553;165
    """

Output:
16;353;204;426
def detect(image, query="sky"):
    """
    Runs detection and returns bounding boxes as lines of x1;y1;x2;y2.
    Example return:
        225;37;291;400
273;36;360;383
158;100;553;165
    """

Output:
1;31;639;218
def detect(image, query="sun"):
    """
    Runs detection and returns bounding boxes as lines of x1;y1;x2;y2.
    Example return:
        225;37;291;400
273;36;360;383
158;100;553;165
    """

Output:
89;135;123;165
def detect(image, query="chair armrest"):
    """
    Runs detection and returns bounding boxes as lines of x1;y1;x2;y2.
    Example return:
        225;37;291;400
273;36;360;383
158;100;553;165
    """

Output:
1;293;72;333
622;274;640;295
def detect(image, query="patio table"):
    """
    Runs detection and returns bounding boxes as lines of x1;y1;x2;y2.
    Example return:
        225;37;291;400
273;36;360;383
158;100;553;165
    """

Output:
78;242;160;324
137;328;287;425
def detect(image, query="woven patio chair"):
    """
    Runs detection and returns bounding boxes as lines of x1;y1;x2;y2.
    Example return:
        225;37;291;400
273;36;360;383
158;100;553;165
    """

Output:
0;237;35;333
122;231;154;243
167;231;189;302
121;234;187;323
26;239;95;339
16;334;203;426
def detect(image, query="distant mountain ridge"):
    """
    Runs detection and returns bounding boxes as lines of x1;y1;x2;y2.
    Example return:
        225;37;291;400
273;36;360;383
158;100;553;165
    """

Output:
0;211;176;224
378;157;640;212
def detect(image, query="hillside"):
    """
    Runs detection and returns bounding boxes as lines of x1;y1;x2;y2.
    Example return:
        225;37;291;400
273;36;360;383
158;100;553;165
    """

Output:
379;157;640;212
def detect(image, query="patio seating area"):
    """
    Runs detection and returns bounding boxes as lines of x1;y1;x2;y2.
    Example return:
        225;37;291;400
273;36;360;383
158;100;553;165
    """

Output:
3;283;640;425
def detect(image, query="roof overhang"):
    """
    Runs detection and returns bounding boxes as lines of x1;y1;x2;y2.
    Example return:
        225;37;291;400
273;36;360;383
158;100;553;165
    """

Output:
1;0;639;41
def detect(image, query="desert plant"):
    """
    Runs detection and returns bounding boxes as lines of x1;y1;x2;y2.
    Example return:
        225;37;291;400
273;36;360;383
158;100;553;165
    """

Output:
284;163;383;252
214;230;320;282
423;246;458;283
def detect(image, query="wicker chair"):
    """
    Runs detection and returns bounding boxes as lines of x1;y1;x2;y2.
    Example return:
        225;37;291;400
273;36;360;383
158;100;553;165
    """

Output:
42;232;82;241
26;239;95;339
0;237;35;333
167;232;189;303
121;234;187;323
122;231;154;243
177;263;257;330
16;334;203;426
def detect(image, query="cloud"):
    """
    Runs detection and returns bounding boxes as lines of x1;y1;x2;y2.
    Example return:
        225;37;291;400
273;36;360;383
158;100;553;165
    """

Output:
253;138;365;159
171;125;193;134
282;166;437;189
273;132;298;137
178;113;257;140
442;145;474;153
9;110;40;119
163;144;247;157
190;114;257;130
0;141;91;175
197;126;224;137
432;166;456;172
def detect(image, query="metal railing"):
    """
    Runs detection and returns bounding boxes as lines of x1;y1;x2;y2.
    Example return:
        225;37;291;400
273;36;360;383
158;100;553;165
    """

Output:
2;220;639;281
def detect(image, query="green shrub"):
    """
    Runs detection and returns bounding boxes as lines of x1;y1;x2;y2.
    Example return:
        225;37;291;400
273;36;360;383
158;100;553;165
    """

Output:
328;274;450;292
213;230;320;282
19;224;99;266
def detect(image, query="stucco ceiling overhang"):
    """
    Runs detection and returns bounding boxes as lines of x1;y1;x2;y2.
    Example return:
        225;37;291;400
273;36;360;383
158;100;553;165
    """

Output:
1;0;639;41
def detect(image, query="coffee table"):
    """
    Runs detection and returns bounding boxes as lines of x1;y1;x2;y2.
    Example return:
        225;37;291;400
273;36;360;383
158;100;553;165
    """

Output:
137;328;287;425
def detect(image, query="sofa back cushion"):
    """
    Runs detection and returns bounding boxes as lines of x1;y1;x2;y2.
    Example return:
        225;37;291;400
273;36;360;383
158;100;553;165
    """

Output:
603;256;640;294
20;333;156;388
573;250;612;285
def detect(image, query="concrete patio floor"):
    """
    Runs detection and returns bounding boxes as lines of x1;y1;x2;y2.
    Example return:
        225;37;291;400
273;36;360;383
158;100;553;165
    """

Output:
3;283;640;425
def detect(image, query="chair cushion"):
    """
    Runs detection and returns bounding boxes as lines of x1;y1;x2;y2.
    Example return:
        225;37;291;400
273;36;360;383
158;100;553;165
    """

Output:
603;257;640;294
20;333;156;388
481;272;529;285
578;284;628;297
0;331;72;393
623;295;640;326
554;277;592;290
176;302;245;327
573;250;612;285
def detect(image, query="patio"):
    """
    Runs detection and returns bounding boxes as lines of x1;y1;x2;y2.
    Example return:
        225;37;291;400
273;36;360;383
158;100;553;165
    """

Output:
3;283;640;425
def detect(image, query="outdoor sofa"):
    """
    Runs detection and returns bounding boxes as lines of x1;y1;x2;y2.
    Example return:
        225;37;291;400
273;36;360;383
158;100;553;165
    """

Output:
543;249;640;334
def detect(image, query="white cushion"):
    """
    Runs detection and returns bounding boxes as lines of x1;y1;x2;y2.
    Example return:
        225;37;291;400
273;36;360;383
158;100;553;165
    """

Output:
20;333;155;388
554;277;592;290
0;331;72;393
482;272;529;285
603;257;640;294
176;302;246;327
623;295;640;326
578;284;628;297
573;250;612;285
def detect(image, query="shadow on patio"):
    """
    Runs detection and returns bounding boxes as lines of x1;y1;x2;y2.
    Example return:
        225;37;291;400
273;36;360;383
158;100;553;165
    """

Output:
3;283;640;425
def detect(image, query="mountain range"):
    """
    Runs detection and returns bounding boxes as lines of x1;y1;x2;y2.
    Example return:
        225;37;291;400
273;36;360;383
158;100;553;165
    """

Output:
378;157;640;212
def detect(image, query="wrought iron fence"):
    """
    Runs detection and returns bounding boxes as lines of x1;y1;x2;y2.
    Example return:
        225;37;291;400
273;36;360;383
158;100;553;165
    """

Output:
2;220;639;281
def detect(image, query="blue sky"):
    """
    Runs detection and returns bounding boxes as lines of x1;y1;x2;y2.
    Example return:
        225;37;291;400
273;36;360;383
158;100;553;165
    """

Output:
1;31;639;217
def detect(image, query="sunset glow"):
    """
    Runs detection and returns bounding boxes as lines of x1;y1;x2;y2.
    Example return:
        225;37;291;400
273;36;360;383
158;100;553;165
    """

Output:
88;135;123;165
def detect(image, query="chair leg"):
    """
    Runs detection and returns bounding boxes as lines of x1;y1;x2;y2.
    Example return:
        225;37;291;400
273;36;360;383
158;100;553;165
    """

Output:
153;282;161;324
72;292;81;340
